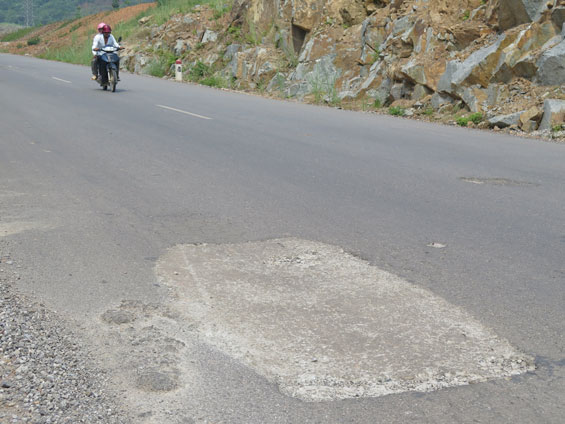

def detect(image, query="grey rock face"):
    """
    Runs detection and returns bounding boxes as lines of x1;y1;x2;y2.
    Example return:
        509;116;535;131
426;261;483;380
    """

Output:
224;44;241;61
488;111;523;128
173;39;186;56
431;92;454;110
438;35;507;95
369;77;393;106
201;29;218;44
536;39;565;85
539;99;565;130
497;0;546;30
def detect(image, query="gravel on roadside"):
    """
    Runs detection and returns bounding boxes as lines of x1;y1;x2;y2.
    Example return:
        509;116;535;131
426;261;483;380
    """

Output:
0;254;131;424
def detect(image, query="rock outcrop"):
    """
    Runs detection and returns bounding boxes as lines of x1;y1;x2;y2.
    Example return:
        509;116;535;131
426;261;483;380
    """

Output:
118;0;565;136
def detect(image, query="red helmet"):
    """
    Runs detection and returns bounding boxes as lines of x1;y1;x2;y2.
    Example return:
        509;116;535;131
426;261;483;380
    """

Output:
97;22;106;30
102;24;111;33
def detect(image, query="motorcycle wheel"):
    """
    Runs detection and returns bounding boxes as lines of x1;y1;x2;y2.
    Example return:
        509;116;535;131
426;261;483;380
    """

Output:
110;69;117;92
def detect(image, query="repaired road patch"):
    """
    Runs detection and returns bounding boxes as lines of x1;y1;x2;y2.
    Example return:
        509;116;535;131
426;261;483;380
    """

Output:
156;238;534;401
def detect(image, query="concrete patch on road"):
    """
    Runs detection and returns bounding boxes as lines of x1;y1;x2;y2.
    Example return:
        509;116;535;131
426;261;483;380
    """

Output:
0;190;52;237
156;238;534;401
0;221;44;238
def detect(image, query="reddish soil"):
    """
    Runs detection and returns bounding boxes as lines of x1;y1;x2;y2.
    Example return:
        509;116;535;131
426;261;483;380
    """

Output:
1;3;155;56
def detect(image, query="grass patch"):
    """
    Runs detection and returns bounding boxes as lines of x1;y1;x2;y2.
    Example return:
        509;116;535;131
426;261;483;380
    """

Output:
188;60;212;80
68;22;82;33
146;0;212;26
201;75;228;87
246;18;260;45
112;0;222;42
388;106;406;116
227;25;241;41
145;49;176;77
146;59;168;77
27;36;41;46
56;19;74;30
456;112;483;126
211;0;232;19
1;26;38;42
307;67;339;105
38;39;92;65
185;60;229;88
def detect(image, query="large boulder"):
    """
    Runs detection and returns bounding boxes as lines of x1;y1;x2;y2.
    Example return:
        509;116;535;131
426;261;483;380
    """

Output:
292;0;327;31
536;39;565;85
401;58;446;91
494;21;558;82
488;111;523;128
496;0;547;31
539;99;565;130
437;34;514;95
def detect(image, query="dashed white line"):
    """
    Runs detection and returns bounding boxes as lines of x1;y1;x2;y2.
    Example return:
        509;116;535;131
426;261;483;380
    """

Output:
52;77;71;84
156;104;212;120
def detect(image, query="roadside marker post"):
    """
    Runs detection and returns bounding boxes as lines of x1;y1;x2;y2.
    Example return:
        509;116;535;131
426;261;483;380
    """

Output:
175;59;182;82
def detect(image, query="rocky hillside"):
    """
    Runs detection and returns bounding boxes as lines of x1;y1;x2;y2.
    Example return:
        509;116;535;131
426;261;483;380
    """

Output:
5;0;565;139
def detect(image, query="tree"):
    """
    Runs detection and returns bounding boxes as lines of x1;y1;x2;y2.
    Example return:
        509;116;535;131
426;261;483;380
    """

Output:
112;0;119;9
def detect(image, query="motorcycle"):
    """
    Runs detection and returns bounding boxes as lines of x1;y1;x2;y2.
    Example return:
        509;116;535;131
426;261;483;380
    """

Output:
97;43;123;92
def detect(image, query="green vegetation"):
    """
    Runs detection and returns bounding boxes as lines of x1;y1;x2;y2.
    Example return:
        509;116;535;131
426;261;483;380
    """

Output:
456;112;483;126
211;0;232;20
145;49;176;77
148;0;208;26
246;18;259;45
227;26;241;39
56;19;74;30
27;36;41;46
307;67;339;105
201;75;229;88
111;0;227;50
551;124;564;132
1;26;38;42
388;106;406;116
373;99;382;109
68;22;82;32
186;60;229;87
146;58;168;77
38;39;92;65
188;60;212;80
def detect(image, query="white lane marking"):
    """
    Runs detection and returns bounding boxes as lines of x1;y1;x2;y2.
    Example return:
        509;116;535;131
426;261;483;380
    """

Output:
52;77;71;84
156;104;212;120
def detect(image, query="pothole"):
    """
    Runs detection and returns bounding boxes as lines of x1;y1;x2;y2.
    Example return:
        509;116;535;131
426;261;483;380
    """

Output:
136;370;179;392
156;238;534;401
459;177;539;187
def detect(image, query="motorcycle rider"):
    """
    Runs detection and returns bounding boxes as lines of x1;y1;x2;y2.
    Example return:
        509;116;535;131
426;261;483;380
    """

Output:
92;24;122;82
91;23;106;80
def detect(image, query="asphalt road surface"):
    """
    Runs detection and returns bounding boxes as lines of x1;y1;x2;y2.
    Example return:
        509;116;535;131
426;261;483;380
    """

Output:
1;53;564;423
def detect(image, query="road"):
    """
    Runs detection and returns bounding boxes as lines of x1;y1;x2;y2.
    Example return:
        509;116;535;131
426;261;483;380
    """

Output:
1;53;564;423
